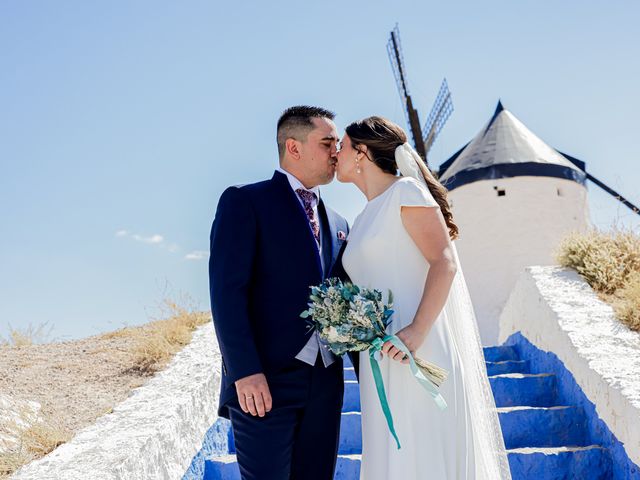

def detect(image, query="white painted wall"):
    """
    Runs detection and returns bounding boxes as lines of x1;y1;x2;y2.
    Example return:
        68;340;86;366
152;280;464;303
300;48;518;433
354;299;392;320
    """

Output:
499;266;640;466
450;177;591;345
10;322;221;480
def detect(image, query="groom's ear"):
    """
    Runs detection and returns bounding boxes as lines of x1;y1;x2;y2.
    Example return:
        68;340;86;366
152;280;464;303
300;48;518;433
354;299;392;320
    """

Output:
285;137;302;161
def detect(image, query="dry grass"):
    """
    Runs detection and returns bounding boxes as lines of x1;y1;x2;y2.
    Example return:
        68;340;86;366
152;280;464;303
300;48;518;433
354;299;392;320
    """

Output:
0;295;211;478
612;271;640;332
556;227;640;332
0;404;72;478
0;322;54;347
128;297;210;374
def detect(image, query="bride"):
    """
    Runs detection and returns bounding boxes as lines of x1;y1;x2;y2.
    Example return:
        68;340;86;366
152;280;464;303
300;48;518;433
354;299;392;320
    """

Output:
335;116;512;480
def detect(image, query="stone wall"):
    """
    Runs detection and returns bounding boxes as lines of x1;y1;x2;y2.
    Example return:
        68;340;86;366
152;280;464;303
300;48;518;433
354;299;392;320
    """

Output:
499;266;640;470
11;322;221;480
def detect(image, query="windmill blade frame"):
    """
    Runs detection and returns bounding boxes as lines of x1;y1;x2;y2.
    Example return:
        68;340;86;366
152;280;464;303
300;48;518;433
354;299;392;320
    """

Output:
386;24;427;162
587;173;640;216
422;78;454;156
387;24;411;128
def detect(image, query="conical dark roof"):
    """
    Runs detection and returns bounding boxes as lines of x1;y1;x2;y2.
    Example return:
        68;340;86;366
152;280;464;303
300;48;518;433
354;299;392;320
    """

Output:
437;102;587;190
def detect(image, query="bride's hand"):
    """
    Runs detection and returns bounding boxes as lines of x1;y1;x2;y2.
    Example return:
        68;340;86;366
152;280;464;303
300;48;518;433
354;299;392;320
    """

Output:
382;322;429;364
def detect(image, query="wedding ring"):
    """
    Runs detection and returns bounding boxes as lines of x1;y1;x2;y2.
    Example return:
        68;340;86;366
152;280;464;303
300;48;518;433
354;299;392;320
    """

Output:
245;394;254;399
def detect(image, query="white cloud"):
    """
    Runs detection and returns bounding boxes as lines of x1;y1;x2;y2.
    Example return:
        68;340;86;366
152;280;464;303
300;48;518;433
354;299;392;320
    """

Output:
185;250;209;261
116;230;175;253
116;229;183;254
132;234;164;244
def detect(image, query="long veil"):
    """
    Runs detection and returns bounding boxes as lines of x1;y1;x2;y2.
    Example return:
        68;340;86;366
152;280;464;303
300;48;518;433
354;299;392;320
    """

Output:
396;143;512;480
445;241;512;479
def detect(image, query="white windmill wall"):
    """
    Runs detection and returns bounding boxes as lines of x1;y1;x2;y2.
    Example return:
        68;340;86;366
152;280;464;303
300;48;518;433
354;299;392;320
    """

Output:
449;175;591;345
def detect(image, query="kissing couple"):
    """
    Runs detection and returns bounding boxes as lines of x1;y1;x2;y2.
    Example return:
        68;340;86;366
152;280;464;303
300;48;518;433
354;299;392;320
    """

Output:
209;106;512;480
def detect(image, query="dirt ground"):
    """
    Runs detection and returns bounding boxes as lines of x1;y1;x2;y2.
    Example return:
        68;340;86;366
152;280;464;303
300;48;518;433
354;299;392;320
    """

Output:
0;329;153;441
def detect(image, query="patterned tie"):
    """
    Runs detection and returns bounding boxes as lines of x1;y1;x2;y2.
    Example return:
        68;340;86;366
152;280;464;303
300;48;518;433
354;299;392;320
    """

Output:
296;188;320;244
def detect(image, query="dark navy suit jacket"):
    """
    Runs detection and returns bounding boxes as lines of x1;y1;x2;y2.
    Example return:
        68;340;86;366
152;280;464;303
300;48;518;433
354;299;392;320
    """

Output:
209;171;350;418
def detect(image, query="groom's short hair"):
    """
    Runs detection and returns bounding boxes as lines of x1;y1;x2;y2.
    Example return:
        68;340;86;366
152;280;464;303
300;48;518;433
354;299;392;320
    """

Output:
277;106;335;159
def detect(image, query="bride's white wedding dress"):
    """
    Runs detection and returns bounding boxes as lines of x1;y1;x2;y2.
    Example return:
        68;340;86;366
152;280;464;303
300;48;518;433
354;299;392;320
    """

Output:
342;176;511;480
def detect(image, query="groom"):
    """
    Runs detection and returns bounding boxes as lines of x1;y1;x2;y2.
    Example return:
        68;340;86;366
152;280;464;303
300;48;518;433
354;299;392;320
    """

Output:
209;106;353;479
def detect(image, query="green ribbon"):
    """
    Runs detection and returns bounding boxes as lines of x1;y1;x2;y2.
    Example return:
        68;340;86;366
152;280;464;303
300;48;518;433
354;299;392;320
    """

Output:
369;335;448;449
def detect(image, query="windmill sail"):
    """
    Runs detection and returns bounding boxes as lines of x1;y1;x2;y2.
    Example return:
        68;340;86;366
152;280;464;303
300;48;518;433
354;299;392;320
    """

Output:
422;78;454;156
386;24;427;163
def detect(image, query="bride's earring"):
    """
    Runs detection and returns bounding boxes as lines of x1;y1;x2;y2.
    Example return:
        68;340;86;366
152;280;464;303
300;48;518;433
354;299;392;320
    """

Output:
355;156;362;174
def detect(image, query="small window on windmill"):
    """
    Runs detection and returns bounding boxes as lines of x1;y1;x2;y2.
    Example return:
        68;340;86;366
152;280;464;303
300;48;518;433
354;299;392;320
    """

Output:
493;186;506;197
557;187;564;197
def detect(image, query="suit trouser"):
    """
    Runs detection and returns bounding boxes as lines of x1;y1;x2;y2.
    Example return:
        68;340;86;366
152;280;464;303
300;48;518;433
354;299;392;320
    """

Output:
227;355;344;480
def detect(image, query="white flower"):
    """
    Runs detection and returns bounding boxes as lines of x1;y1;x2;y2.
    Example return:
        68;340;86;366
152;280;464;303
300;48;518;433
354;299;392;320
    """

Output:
325;326;341;343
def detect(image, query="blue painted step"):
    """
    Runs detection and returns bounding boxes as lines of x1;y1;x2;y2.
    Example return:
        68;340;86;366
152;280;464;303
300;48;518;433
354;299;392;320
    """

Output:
343;367;357;381
333;455;361;479
486;359;530;376
338;412;361;455
498;406;588;449
204;454;362;480
490;373;558;407
204;455;238;480
484;345;520;362
342;380;360;412
507;445;612;480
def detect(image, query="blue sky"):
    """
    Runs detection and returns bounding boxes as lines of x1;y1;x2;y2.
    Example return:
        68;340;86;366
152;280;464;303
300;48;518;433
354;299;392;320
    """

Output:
1;1;639;341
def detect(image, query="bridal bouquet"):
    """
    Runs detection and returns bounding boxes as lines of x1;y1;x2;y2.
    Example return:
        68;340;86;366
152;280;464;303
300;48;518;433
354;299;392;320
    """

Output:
300;278;449;448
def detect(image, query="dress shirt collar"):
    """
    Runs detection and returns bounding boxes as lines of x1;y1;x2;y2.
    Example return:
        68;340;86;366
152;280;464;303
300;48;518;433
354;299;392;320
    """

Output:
276;167;321;201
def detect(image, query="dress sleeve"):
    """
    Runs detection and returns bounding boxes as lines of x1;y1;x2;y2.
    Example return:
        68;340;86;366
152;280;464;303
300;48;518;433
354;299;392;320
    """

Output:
396;178;439;209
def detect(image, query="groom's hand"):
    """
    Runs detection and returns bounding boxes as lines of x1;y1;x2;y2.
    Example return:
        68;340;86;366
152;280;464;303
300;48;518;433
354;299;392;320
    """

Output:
235;373;272;417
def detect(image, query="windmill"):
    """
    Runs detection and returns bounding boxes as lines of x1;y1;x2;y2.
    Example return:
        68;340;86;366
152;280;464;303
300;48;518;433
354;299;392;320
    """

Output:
435;101;639;343
387;24;453;170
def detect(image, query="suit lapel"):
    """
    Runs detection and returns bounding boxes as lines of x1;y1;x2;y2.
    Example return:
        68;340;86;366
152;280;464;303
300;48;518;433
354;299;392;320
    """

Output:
317;200;333;278
271;171;323;278
318;200;343;277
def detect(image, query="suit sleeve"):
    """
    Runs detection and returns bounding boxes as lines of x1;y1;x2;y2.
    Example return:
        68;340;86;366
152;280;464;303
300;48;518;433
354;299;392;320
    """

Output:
209;186;263;385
